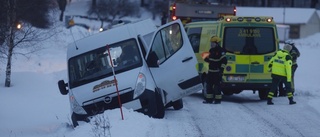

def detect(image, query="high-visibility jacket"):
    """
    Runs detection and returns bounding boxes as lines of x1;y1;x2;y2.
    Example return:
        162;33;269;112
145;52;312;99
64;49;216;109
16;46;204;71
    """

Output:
268;50;292;82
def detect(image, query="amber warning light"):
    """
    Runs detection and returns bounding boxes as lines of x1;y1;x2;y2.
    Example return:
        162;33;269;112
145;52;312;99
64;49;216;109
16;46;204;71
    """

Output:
172;16;177;20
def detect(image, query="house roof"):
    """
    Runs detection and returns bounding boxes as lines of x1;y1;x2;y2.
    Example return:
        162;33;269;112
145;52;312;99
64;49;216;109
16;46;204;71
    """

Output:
237;7;316;24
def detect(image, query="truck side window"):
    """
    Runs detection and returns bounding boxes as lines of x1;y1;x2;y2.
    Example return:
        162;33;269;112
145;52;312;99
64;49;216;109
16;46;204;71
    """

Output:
188;33;200;52
187;27;202;52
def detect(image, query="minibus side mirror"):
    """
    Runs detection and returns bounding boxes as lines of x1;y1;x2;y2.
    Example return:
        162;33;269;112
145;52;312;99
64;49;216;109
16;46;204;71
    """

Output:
58;80;69;95
147;51;159;68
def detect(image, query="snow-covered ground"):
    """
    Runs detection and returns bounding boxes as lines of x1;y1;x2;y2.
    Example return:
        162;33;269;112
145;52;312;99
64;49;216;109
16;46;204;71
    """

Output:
1;0;320;137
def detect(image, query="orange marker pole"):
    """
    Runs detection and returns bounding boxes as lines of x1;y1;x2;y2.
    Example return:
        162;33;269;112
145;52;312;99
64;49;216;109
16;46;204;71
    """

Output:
106;44;124;120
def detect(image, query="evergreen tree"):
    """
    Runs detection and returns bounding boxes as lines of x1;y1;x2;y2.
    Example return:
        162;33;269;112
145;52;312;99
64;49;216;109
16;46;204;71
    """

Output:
311;0;318;8
16;0;52;28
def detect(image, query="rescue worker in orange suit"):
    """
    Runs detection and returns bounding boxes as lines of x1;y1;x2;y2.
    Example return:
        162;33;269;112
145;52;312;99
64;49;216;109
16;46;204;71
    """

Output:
203;36;227;104
277;41;300;96
267;44;296;105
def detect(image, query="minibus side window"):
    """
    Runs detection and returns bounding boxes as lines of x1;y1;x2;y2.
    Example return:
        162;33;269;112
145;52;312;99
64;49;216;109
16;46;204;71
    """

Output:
149;23;183;64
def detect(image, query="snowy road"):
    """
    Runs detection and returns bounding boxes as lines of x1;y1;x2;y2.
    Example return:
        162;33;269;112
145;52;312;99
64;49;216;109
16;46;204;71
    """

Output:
2;38;320;137
159;91;320;137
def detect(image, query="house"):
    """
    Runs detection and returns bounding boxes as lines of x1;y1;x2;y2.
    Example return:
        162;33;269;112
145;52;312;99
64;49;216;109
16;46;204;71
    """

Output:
237;7;320;39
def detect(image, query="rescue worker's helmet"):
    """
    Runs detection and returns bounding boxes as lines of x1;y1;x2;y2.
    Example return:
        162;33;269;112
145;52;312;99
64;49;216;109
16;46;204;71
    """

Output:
283;44;292;52
210;36;221;43
285;40;294;46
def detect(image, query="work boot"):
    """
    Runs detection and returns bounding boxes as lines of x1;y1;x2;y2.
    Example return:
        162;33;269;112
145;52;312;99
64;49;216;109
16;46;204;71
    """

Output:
214;99;221;104
267;98;274;105
289;97;296;105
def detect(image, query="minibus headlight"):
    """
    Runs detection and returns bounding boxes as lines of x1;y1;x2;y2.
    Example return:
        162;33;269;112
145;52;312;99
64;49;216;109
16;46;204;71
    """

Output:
69;92;87;114
133;73;146;99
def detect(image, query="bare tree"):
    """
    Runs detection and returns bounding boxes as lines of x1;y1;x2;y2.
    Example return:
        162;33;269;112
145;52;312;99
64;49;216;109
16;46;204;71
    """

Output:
140;0;146;7
291;0;295;7
235;0;247;6
0;1;8;47
311;0;318;8
261;0;266;6
1;22;60;87
4;0;17;87
1;0;55;87
141;0;169;20
88;0;140;23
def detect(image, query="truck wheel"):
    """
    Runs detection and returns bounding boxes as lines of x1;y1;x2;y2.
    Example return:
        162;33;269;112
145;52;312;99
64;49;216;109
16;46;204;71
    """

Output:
259;90;268;100
153;91;165;118
172;99;183;110
71;113;79;127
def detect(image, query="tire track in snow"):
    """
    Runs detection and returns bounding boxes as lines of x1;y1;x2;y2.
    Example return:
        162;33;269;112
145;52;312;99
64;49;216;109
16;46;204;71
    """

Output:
180;93;320;137
238;103;291;137
236;96;318;137
145;118;170;137
237;92;320;137
145;100;204;137
183;100;205;137
255;102;320;137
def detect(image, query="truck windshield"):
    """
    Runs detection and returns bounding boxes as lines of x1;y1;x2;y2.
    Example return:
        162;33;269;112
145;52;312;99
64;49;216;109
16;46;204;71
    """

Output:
68;39;142;88
223;27;276;55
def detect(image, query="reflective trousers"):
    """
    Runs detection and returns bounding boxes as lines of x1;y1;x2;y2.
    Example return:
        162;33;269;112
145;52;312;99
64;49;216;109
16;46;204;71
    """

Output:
268;74;294;99
205;72;222;101
278;64;297;95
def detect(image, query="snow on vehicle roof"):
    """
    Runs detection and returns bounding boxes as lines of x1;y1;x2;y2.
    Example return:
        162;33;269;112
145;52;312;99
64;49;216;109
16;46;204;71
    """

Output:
67;19;157;59
237;7;316;24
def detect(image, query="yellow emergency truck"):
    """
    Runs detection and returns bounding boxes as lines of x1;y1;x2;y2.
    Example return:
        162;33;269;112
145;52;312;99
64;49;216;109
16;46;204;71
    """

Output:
185;16;280;100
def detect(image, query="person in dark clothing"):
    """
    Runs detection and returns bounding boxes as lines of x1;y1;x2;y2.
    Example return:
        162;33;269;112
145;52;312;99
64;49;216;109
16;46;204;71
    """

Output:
57;0;67;21
161;11;167;25
203;36;227;104
120;45;138;66
277;41;300;96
